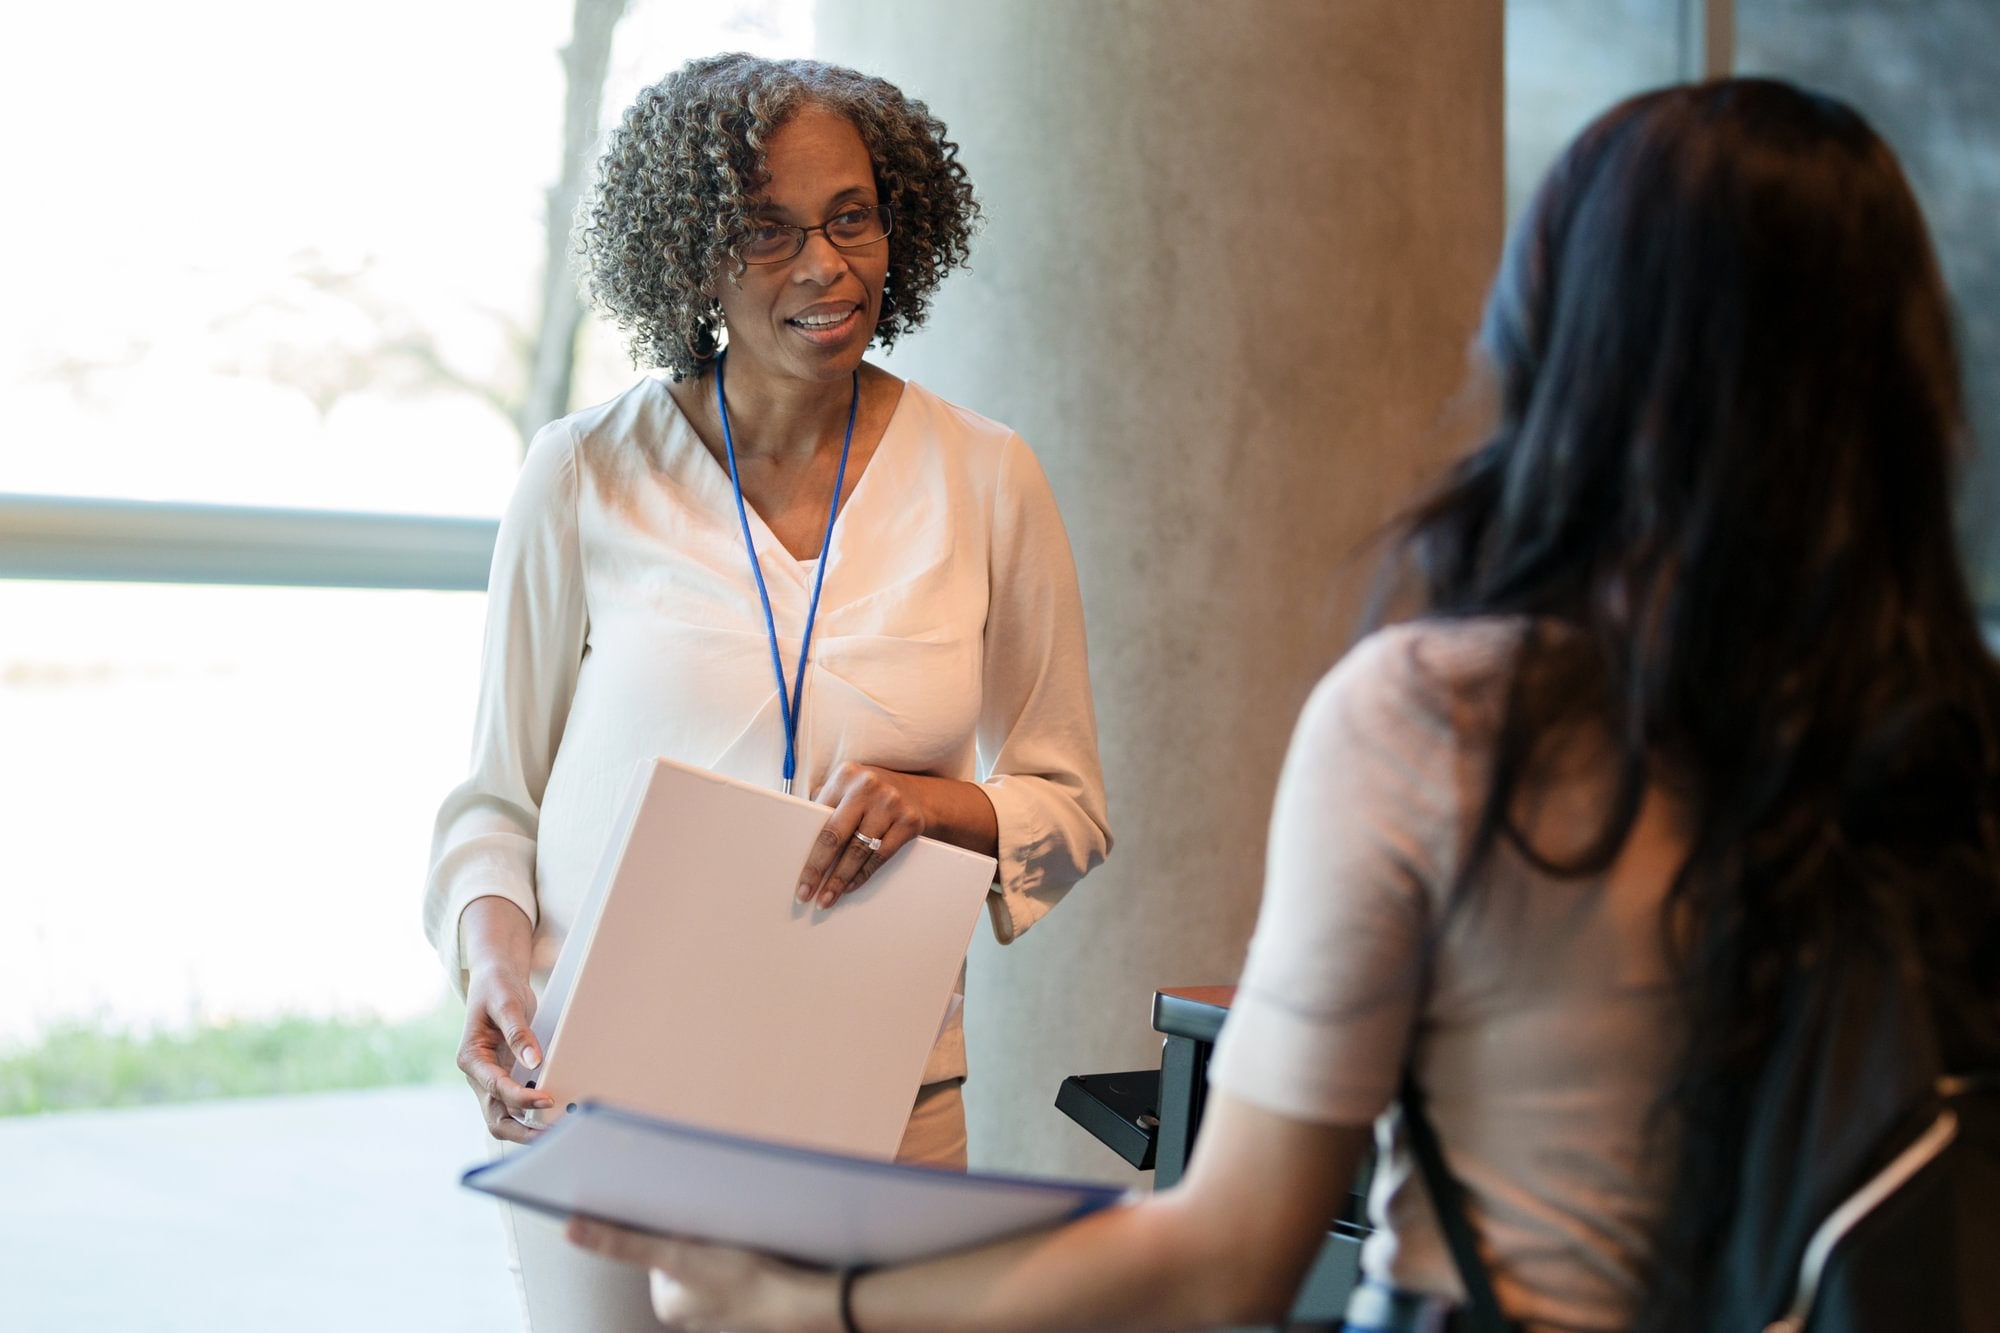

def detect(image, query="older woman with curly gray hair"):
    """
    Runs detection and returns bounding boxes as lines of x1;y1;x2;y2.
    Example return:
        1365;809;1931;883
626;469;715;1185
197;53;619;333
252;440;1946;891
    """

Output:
424;52;1112;1333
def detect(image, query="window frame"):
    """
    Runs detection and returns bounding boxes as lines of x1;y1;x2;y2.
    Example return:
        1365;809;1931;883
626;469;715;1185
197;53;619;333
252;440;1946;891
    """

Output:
0;493;496;591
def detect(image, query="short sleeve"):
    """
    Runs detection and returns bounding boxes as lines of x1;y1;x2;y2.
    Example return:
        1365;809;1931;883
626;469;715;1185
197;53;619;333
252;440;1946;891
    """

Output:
1208;625;1469;1125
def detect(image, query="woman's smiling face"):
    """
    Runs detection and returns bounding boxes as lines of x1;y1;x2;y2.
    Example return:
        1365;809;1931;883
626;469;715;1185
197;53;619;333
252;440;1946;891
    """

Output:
714;105;887;385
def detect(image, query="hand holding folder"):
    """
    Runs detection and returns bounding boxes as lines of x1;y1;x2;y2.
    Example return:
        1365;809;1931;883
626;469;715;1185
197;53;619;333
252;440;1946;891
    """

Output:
511;757;999;1158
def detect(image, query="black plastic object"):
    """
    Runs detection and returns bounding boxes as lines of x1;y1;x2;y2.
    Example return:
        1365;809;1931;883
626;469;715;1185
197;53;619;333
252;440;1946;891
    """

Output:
1055;1068;1162;1170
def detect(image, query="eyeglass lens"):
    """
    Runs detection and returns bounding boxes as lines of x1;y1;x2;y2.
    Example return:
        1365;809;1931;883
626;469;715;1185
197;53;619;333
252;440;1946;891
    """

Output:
743;206;892;263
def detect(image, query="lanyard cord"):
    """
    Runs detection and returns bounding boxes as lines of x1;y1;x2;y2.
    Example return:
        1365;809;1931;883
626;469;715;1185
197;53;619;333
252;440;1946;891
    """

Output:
715;352;859;795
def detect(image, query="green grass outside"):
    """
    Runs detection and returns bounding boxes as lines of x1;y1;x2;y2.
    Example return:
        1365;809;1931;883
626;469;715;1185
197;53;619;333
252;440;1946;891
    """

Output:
0;999;465;1116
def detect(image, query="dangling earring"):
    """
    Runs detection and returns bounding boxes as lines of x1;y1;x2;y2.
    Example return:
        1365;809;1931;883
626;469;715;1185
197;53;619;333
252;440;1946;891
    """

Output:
687;299;724;364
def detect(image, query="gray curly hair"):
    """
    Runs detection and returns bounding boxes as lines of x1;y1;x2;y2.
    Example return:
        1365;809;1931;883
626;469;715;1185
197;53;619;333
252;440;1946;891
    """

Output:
576;53;981;380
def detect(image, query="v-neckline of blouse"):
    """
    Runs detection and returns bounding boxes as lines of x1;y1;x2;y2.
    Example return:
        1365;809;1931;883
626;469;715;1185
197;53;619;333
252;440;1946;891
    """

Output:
670;376;912;578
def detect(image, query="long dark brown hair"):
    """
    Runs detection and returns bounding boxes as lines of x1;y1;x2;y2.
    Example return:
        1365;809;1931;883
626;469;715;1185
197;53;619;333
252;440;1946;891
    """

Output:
1392;78;2000;1324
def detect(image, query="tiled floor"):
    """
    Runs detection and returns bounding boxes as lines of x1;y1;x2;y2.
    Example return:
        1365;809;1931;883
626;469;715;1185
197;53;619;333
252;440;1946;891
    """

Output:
3;1084;518;1332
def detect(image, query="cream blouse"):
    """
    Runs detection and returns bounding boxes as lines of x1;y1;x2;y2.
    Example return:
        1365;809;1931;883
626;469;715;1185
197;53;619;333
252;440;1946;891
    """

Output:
423;375;1111;1084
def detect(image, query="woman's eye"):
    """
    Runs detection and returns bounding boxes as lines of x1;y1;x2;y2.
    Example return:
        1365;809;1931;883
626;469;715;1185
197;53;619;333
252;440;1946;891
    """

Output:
747;223;794;250
826;209;881;242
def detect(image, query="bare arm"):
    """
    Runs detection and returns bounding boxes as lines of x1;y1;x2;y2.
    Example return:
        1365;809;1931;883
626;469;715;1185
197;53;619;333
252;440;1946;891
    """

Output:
568;1092;1370;1332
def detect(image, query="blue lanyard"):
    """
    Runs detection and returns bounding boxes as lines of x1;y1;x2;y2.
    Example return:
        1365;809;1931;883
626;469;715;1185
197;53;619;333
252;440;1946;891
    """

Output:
714;353;859;795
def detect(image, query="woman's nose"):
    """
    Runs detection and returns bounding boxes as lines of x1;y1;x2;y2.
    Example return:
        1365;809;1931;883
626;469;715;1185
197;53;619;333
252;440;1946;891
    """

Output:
792;231;846;282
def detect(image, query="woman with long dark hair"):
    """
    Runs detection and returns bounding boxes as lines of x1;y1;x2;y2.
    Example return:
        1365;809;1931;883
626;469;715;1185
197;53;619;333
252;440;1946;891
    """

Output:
562;77;2000;1333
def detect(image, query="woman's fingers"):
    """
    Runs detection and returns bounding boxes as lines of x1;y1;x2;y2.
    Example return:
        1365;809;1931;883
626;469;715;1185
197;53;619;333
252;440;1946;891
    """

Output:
480;1059;552;1113
566;1221;832;1331
569;1217;683;1266
497;1008;542;1074
475;976;542;1072
797;813;862;903
464;1043;552;1141
815;832;879;908
796;763;925;907
460;973;554;1140
483;1093;544;1143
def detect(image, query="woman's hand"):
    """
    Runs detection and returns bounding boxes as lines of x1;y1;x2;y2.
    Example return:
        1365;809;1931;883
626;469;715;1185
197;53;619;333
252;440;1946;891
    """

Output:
566;1220;839;1333
456;896;553;1143
460;963;554;1142
796;765;1001;911
796;762;928;909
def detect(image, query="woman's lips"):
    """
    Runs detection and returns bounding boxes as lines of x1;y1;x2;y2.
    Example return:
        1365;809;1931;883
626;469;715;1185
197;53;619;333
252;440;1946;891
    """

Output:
785;303;864;345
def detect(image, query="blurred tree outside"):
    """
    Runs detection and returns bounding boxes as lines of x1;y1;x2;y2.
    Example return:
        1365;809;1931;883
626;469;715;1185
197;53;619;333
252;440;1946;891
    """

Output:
30;0;628;463
520;0;630;450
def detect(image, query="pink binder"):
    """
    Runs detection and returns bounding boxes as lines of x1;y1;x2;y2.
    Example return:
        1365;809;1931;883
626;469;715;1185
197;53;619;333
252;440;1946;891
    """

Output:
515;757;995;1160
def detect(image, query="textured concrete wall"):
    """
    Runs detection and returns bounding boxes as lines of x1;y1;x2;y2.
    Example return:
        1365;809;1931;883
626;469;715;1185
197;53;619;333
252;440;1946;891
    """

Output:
817;0;1503;1181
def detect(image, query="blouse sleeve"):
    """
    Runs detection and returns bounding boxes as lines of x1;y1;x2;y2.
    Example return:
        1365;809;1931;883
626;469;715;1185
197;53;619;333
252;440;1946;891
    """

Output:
1207;626;1465;1125
421;423;589;991
976;433;1113;943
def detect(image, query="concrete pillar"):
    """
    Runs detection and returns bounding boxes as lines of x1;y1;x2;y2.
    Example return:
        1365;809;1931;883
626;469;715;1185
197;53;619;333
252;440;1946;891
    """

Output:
817;0;1504;1181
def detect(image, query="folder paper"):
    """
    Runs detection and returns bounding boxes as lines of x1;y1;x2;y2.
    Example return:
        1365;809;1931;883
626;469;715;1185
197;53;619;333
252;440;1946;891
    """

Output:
465;1102;1127;1268
512;757;997;1160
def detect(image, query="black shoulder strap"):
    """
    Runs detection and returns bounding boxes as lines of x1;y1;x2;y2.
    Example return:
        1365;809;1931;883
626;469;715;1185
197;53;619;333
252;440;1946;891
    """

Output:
1399;1072;1517;1333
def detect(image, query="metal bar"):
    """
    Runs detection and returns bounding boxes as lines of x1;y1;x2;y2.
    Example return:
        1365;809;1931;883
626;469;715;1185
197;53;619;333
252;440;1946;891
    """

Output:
1288;1231;1365;1327
1681;0;1736;80
1153;1033;1207;1189
0;493;498;591
1704;0;1736;78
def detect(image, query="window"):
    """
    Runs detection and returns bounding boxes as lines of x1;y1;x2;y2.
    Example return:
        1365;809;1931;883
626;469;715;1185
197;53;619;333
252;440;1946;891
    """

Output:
2;2;813;1327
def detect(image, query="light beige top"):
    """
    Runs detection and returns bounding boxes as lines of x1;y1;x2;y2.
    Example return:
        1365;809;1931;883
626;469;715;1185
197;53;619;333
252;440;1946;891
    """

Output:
423;375;1111;1086
1210;617;1687;1333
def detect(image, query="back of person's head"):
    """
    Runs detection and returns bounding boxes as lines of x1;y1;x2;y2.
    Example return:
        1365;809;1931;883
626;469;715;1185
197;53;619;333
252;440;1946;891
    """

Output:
1411;74;1997;863
1424;77;1974;703
1397;77;2000;1325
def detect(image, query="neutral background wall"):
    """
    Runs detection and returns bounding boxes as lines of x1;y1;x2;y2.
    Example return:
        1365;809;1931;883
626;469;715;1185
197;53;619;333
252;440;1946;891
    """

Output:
817;0;1505;1182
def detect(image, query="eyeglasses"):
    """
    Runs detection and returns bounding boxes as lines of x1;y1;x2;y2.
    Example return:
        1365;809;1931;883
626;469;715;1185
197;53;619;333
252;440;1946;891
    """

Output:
741;205;894;265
